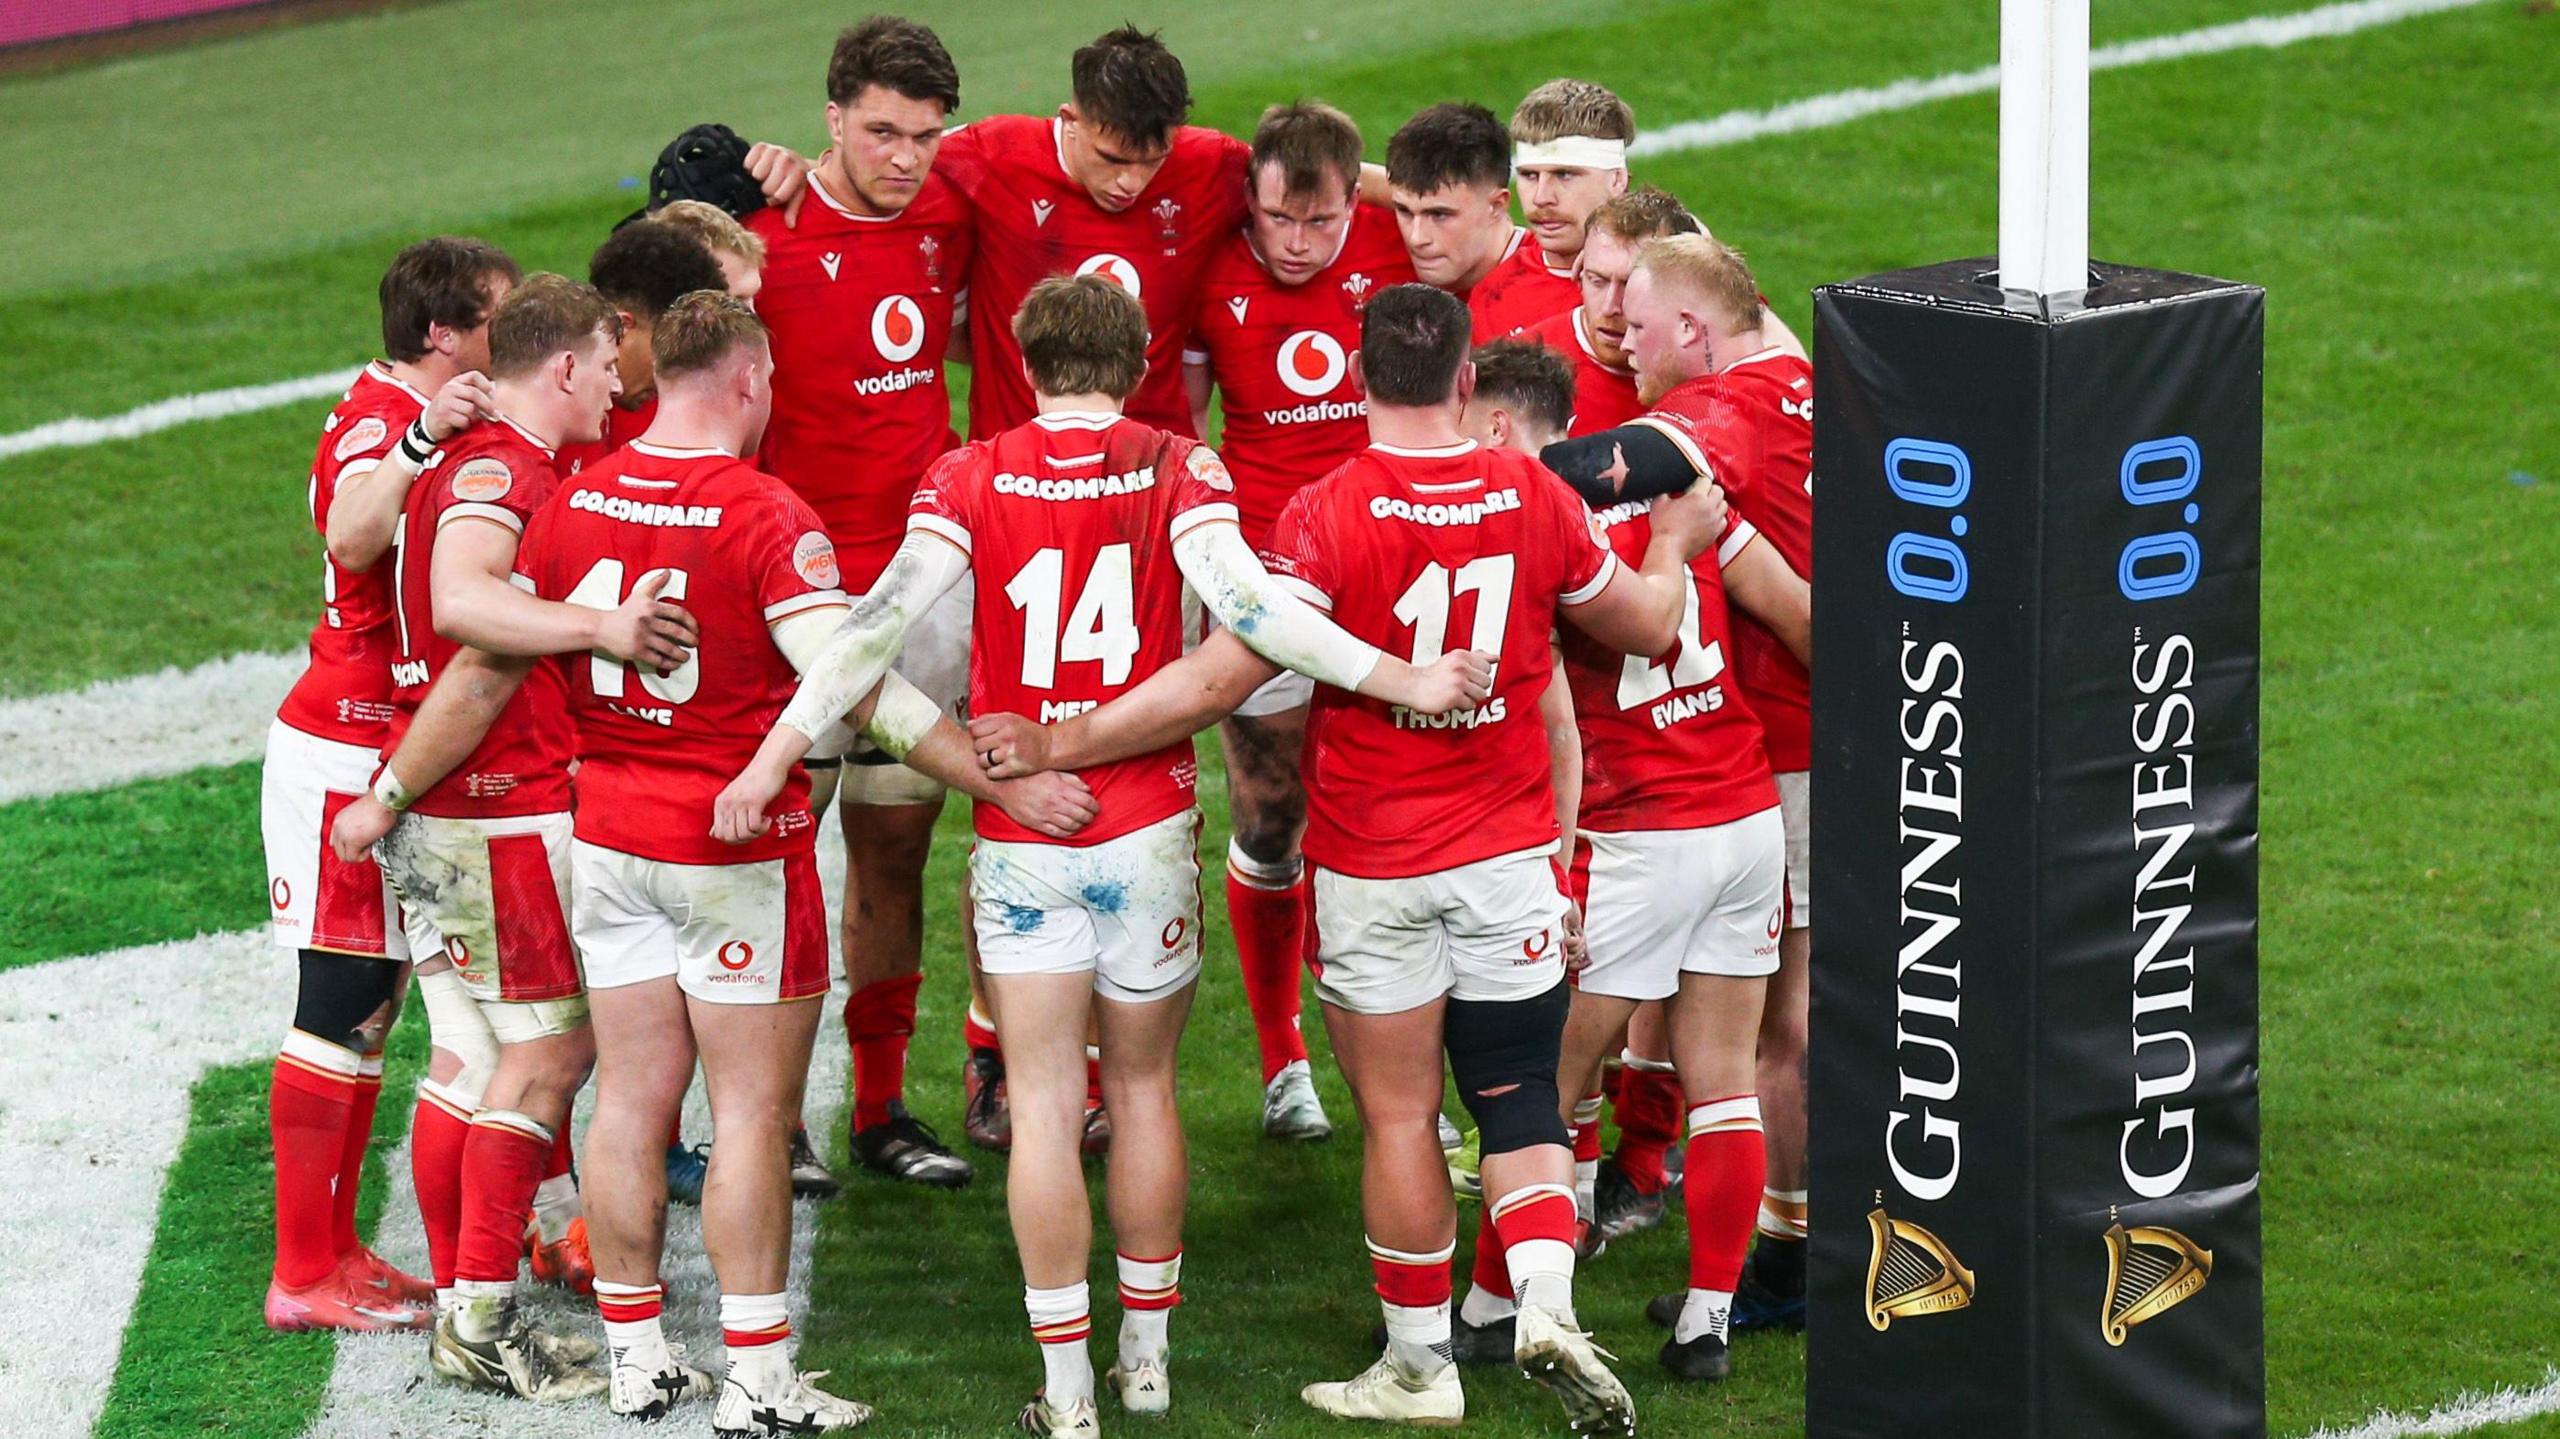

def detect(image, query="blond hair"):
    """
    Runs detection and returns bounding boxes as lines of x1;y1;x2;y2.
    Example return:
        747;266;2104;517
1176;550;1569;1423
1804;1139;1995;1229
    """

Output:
653;199;767;268
1633;234;1761;336
1014;276;1147;400
652;291;768;382
1510;78;1634;146
487;273;621;381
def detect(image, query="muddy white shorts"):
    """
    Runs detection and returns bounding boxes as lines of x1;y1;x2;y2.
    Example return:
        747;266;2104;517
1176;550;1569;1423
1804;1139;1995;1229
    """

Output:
260;720;407;959
1776;769;1810;929
571;841;831;1004
375;809;586;1040
1312;845;1570;1016
1571;806;1788;1001
970;810;1204;1004
841;581;973;807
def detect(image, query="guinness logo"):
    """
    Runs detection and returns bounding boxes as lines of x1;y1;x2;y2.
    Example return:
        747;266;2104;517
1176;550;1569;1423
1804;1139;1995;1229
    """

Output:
1864;1202;1975;1330
2100;1212;2212;1346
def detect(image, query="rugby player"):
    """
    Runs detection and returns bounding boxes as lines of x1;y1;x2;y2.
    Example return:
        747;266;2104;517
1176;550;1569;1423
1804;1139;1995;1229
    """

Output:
739;16;986;1187
652;198;767;299
1538;234;1820;1337
1468;80;1634;343
326;275;693;1401
1524;187;1698;438
1178;98;1415;1141
556;221;728;477
1470;330;1809;1383
1384;103;1527;311
505;292;1094;1429
262;235;516;1334
712;276;1492;1436
965;284;1726;1433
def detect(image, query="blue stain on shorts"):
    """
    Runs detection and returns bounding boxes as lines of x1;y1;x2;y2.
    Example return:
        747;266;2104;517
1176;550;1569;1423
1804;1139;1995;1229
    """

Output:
1081;881;1128;914
1004;904;1046;934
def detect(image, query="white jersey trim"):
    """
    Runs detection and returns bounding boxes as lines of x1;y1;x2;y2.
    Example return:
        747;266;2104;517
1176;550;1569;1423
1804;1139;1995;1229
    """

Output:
1369;438;1478;459
1271;573;1333;613
1716;516;1762;568
1560;549;1621;607
1631;414;1714;482
1167;501;1240;541
441;501;524;534
628;440;735;460
764;590;851;622
1031;409;1123;431
906;511;973;555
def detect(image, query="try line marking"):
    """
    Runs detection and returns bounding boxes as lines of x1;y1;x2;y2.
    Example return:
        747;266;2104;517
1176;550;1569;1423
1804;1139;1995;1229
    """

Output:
0;0;2499;469
2301;1371;2560;1439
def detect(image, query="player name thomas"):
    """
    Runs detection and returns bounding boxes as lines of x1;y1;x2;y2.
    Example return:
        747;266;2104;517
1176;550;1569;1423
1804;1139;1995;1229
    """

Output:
568;489;725;528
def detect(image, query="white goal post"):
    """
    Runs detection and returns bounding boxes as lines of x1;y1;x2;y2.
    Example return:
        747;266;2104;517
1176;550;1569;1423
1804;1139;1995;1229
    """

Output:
1998;0;2091;294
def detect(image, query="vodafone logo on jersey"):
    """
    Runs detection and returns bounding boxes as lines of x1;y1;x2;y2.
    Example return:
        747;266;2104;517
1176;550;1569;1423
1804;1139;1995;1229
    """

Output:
1074;253;1143;299
1276;331;1349;398
871;295;927;363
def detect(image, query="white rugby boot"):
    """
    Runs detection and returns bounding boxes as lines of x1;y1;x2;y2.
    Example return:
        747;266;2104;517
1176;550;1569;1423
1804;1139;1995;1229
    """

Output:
608;1336;714;1419
1262;1060;1334;1140
1512;1304;1636;1435
428;1294;608;1402
1299;1351;1465;1426
1106;1357;1171;1415
1018;1392;1104;1436
713;1365;874;1435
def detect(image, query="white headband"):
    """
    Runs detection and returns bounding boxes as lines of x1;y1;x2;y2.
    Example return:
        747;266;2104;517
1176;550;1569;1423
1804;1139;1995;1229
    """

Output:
1512;136;1628;171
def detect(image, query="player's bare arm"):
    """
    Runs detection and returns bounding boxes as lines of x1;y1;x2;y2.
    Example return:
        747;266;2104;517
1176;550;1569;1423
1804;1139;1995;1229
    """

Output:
971;627;1275;781
427;514;696;666
1182;359;1213;440
1720;532;1813;666
323;371;497;570
325;646;530;862
1539;657;1588;971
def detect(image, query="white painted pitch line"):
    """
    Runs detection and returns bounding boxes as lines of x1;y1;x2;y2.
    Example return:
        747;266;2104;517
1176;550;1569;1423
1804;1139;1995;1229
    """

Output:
0;929;297;1439
2301;1371;2560;1439
1629;0;2497;155
0;0;2501;473
0;368;356;463
0;649;302;806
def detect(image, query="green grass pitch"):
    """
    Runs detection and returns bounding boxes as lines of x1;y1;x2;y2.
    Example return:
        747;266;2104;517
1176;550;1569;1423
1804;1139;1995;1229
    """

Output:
2;0;2555;1435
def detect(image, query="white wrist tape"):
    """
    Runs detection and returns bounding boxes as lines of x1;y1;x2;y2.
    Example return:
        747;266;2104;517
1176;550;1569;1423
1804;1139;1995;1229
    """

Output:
1513;136;1628;171
397;419;437;468
371;766;416;812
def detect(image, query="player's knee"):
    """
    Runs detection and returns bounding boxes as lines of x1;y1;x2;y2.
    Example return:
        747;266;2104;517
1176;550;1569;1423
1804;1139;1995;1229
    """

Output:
848;808;936;885
291;949;407;1054
1446;982;1571;1157
1759;1003;1809;1068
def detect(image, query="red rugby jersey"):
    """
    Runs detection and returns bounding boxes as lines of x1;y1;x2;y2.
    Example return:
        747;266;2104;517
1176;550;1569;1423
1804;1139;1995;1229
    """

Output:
517;441;848;865
748;170;972;589
1260;441;1616;880
1525;308;1643;437
935;116;1249;439
1645;348;1814;771
384;415;573;819
1182;202;1414;549
1560;497;1778;832
279;363;426;746
1467;230;1578;342
909;411;1236;845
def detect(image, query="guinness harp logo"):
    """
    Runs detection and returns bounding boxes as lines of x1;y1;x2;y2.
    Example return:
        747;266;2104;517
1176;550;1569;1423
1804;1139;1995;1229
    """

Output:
1865;1203;1976;1330
2101;1212;2213;1345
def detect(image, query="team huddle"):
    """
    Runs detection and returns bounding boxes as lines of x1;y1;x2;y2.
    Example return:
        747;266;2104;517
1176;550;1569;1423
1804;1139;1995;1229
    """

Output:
256;16;1818;1437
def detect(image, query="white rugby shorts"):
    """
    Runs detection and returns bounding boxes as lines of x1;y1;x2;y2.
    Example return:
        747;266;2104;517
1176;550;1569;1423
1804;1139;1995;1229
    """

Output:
970;809;1204;1004
1312;845;1570;1016
375;809;587;1039
1571;806;1787;1001
841;581;973;807
571;841;831;1004
1776;769;1811;929
260;720;408;959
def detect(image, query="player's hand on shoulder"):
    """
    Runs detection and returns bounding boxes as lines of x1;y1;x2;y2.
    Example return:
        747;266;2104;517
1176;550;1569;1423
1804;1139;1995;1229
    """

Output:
330;795;398;865
595;570;699;670
994;770;1100;840
745;143;813;227
1650;479;1729;559
711;762;787;845
1403;649;1497;715
423;371;497;442
968;712;1054;779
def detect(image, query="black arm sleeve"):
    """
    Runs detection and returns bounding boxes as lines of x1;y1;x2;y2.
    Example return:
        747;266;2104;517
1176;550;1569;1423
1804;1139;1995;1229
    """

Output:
1538;423;1706;507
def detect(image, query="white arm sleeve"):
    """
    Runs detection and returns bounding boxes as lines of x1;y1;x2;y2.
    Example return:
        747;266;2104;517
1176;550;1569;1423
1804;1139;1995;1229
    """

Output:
768;604;858;760
771;602;946;762
775;531;968;743
1171;519;1384;693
